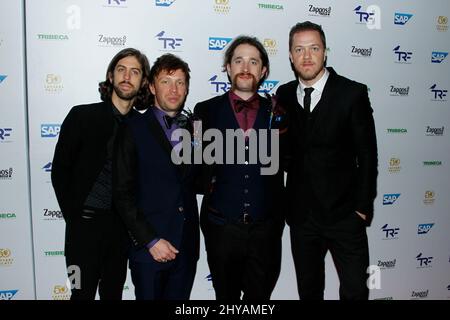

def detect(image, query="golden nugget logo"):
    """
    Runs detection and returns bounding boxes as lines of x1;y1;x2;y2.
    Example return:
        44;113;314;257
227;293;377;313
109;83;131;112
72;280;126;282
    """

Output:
214;0;230;14
44;74;64;94
0;248;13;266
437;16;448;31
263;38;278;56
388;158;401;173
423;190;435;205
52;285;70;300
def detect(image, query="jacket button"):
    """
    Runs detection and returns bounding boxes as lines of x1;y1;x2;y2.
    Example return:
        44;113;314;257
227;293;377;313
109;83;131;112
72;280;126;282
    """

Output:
178;206;184;212
244;174;249;179
244;189;248;194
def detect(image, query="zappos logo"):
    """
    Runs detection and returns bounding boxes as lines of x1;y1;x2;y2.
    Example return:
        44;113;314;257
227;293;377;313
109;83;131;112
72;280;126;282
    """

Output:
394;13;413;25
425;126;444;136
381;224;399;239
308;4;331;17
411;290;429;299
43;162;52;172
383;193;400;205
389;85;409;96
209;75;231;94
418;223;434;235
258;80;279;93
0;75;7;84
155;31;183;51
431;51;448;63
41;124;61;138
430;84;448;101
0;290;18;300
209;37;232;50
156;0;176;6
393;46;413;63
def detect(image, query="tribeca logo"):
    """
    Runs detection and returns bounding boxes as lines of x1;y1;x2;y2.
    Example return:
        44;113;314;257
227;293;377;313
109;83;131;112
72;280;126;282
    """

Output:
37;34;69;41
98;34;127;47
411;290;429;299
155;31;183;51
156;0;176;7
0;75;7;84
437;16;448;32
0;128;12;142
431;51;448;63
423;161;442;166
430;84;448;101
416;253;433;268
43;208;63;220
43;162;52;173
387;128;407;134
381;224;399;239
389;85;409;96
214;0;231;14
0;290;18;300
0;212;16;220
44;250;64;257
0;168;13;180
425;126;444;136
257;3;283;10
41;124;61;138
393;46;412;63
383;193;400;205
104;0;127;7
351;46;373;57
418;223;434;235
377;259;396;269
209;37;232;51
394;13;413;25
308;5;331;17
388;157;401;173
423;190;435;205
263;39;278;56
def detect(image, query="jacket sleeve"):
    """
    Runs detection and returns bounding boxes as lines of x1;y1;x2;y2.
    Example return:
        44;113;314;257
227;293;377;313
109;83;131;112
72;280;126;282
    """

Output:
113;123;157;248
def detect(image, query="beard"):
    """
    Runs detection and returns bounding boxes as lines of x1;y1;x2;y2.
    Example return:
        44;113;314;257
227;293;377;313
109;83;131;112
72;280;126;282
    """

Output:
232;73;258;93
113;81;139;101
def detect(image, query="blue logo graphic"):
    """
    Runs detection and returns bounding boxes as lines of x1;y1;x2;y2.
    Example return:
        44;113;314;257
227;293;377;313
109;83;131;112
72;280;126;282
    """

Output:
354;6;374;23
209;37;232;50
0;75;7;84
209;75;231;93
383;193;400;205
418;223;434;235
0;290;18;300
430;84;448;100
43;162;52;172
155;0;176;7
393;46;412;62
381;224;399;239
394;13;413;25
155;31;183;50
258;80;279;93
431;51;448;63
416;253;433;267
0;128;12;141
447;284;450;291
41;124;61;138
205;274;212;282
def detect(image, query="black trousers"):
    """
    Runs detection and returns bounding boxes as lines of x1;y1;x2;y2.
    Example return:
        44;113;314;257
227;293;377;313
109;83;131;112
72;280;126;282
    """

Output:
64;209;129;300
290;211;369;300
204;219;282;300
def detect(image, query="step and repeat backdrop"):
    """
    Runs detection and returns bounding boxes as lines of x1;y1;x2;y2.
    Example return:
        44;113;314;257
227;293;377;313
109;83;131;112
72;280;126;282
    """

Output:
1;0;449;300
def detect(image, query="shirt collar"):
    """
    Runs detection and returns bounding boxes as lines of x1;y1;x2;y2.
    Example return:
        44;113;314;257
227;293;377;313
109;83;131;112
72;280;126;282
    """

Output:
298;68;329;96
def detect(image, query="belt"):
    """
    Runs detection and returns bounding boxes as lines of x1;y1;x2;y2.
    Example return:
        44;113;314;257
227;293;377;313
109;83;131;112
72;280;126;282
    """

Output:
208;207;263;225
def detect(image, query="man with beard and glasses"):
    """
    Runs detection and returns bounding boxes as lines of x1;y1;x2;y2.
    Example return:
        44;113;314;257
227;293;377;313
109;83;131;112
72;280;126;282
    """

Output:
194;36;286;300
276;21;378;300
51;48;152;300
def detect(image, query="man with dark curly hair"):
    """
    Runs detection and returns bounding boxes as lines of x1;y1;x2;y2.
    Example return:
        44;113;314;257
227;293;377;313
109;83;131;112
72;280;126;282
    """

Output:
51;48;151;300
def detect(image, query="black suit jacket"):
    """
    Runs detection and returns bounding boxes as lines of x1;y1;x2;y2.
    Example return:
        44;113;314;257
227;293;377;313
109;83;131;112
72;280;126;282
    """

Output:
51;101;117;222
276;67;378;226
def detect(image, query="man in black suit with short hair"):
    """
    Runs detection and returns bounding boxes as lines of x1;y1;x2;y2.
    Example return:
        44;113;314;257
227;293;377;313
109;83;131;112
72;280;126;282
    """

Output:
276;21;378;300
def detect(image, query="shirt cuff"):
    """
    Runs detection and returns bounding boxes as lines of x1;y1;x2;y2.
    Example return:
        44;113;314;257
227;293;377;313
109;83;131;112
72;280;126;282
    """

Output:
146;238;160;249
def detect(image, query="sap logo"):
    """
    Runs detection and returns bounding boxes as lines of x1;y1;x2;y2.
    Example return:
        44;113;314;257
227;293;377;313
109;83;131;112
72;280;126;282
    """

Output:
430;84;448;100
381;224;399;239
209;37;232;50
354;6;374;23
394;13;413;25
0;128;12;140
418;223;434;234
155;31;183;50
411;290;429;299
0;290;18;300
258;80;279;93
0;75;7;84
393;46;412;62
43;162;52;172
431;51;448;63
209;75;231;93
156;0;176;7
41;124;61;138
383;193;400;205
107;0;126;5
416;253;433;267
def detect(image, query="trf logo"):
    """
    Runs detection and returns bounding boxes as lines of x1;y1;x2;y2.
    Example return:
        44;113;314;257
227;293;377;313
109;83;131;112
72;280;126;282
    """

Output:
381;224;399;239
354;6;374;23
107;0;126;5
431;51;448;63
393;46;412;62
43;162;52;172
0;128;12;140
209;75;231;93
416;253;433;267
394;13;413;25
430;84;448;100
155;31;183;50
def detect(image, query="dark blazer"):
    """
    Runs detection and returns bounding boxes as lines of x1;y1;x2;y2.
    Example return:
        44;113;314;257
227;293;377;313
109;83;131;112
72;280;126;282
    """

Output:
51;101;116;222
113;108;200;264
276;67;378;226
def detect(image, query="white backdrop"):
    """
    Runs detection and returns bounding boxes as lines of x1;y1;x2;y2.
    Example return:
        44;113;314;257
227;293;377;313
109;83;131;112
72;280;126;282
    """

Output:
1;0;449;300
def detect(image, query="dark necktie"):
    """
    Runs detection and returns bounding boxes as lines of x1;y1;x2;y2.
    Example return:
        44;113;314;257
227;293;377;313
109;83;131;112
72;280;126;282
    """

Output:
164;113;188;129
303;87;314;114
